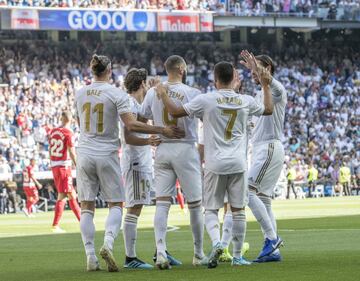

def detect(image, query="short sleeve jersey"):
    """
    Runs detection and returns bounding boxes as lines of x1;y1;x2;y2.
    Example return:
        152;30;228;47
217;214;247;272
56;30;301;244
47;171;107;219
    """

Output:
183;89;264;174
49;127;74;167
140;82;201;143
75;81;131;156
251;78;287;144
120;96;152;173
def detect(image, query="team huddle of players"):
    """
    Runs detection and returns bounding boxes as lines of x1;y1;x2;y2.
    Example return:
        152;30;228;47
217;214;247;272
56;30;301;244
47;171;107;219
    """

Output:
23;50;287;271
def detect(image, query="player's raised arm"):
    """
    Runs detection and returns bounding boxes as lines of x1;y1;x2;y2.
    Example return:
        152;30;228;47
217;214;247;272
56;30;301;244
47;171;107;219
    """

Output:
120;112;185;139
258;67;274;115
156;84;189;118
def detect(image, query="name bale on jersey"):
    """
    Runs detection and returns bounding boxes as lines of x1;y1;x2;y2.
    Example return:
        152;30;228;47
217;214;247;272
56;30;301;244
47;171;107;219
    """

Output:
216;97;242;105
87;90;102;96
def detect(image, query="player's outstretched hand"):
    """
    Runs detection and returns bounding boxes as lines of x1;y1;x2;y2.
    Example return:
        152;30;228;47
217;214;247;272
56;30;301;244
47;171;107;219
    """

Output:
149;135;162;146
155;83;168;99
162;126;185;139
258;67;272;87
148;76;162;88
240;50;257;72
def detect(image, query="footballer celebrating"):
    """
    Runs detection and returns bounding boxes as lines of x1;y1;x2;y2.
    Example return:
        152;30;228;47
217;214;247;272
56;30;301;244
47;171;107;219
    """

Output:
120;68;161;269
140;55;207;269
74;55;184;272
241;51;287;262
49;111;80;233
157;56;273;268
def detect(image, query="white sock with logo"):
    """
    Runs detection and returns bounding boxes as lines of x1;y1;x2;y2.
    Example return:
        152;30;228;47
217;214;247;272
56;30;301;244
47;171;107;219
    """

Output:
221;211;233;248
154;200;171;258
205;209;221;247
123;213;139;258
104;206;123;251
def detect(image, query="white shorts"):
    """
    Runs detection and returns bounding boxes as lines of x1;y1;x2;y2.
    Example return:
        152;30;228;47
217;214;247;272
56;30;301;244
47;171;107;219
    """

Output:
204;170;248;210
123;166;152;208
154;142;202;202
77;152;125;202
248;140;285;196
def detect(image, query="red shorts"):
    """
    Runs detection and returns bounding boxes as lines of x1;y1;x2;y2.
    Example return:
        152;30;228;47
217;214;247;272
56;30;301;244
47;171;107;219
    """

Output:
52;166;74;193
23;186;38;198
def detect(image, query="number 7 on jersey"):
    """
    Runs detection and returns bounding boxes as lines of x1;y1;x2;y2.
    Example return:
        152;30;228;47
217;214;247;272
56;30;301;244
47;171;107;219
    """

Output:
221;109;237;141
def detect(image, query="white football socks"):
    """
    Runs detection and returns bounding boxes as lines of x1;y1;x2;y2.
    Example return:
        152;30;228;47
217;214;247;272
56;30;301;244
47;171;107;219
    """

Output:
188;201;205;257
248;190;277;240
80;210;96;256
123;213;139;258
205;209;221;247
104;206;122;251
221;211;233;248
259;194;277;233
232;210;246;259
154;200;171;258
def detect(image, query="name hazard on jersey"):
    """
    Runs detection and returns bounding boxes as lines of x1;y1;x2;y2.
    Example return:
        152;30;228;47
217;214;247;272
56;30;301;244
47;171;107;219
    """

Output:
216;97;242;105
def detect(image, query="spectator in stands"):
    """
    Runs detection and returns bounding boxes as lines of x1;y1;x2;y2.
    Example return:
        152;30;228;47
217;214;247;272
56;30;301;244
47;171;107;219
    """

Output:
339;161;352;196
307;161;319;197
286;164;297;199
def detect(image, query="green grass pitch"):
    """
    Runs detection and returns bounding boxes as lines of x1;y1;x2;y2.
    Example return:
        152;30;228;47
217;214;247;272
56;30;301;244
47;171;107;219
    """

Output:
1;197;360;281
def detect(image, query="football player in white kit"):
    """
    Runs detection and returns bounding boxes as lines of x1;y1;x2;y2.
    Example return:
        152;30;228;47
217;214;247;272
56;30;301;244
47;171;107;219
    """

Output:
75;55;184;272
241;52;287;262
120;68;161;269
140;55;207;269
157;57;274;268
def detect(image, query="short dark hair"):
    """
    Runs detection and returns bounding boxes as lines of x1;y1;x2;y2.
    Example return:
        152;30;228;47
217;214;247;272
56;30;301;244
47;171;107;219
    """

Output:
61;111;72;121
255;55;275;75
124;68;147;93
165;55;186;73
90;54;111;76
214;62;234;85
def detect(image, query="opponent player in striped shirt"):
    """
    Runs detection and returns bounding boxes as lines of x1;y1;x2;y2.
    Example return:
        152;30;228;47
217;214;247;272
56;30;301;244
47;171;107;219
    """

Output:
241;52;287;262
157;57;274;268
140;55;207;269
75;55;184;272
49;111;80;233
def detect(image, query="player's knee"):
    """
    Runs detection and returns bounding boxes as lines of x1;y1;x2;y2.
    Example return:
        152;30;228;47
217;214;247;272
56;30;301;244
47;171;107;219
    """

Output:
127;205;143;216
80;201;95;211
58;193;67;200
258;194;271;206
108;202;123;209
230;206;245;213
204;209;218;216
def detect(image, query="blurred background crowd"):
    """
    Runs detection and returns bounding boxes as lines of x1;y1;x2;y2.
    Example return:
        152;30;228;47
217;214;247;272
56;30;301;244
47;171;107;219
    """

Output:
0;33;359;199
0;0;359;19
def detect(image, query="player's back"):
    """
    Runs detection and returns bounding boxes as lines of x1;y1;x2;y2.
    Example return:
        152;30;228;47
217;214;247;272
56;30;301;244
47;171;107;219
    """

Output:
120;96;152;172
141;82;200;142
75;81;130;155
252;79;287;144
49;127;73;167
201;90;263;174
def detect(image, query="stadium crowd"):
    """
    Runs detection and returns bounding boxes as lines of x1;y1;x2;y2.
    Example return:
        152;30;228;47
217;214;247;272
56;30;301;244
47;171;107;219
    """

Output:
0;35;359;212
1;0;360;18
